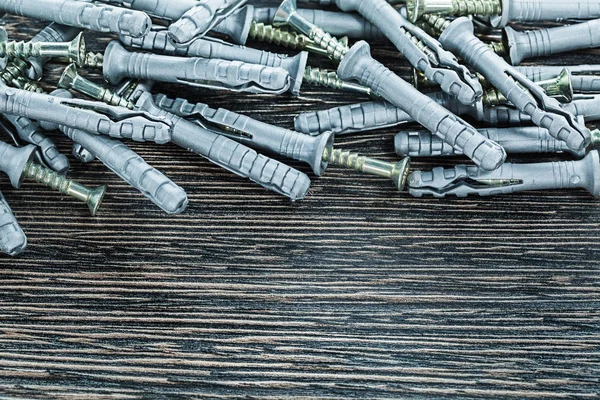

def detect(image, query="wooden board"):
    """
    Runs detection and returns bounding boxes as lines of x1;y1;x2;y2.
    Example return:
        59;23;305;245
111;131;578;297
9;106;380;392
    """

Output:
0;10;599;399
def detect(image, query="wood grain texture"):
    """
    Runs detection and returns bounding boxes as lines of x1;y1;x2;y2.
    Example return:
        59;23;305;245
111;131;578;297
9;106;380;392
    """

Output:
0;8;599;399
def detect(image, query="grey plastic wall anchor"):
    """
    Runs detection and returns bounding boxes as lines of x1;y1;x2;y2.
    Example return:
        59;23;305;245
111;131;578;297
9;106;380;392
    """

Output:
504;20;600;66
294;90;484;136
333;0;482;105
72;143;96;163
103;41;292;95
97;0;195;20
563;96;600;123
439;17;591;152
294;101;410;136
26;23;82;80
135;93;311;201
395;126;586;158
62;126;189;214
0;87;172;144
337;41;505;171
0;140;36;188
0;191;26;256
516;65;600;93
408;150;600;198
211;5;255;45
491;0;600;28
168;0;248;45
481;106;531;126
153;94;333;176
253;7;384;40
120;28;308;96
3;114;70;173
0;0;152;38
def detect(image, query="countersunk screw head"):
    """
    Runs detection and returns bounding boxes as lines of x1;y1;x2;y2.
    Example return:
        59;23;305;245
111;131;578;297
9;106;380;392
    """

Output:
69;32;87;67
406;0;426;22
392;157;412;191
87;185;107;217
58;63;78;89
273;0;296;27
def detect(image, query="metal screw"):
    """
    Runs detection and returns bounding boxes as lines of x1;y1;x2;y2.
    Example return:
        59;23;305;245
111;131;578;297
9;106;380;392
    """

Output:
248;21;330;57
59;64;134;109
274;0;348;62
22;161;106;216
303;66;376;98
82;52;104;69
407;0;502;23
0;59;44;93
420;14;451;35
0;32;86;67
0;141;105;215
322;147;411;191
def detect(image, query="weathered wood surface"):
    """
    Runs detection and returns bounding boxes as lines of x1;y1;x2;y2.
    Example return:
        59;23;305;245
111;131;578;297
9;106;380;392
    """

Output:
0;10;599;399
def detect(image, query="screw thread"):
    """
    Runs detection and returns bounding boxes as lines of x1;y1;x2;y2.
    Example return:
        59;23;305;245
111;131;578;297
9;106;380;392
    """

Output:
451;0;502;16
422;14;451;35
400;27;439;65
84;52;103;68
23;162;72;194
308;27;348;62
0;60;44;93
322;148;365;172
0;41;41;58
249;22;309;50
482;87;507;106
303;66;344;90
100;89;134;109
488;41;506;55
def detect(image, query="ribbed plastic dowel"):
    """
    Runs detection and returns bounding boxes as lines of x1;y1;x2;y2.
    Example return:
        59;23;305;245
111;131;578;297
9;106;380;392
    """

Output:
153;94;332;176
120;30;308;95
135;94;311;201
0;0;151;37
0;191;26;256
0;87;172;144
61;126;189;214
395;127;585;158
334;0;481;105
440;17;590;151
103;41;291;94
408;151;600;198
337;41;506;171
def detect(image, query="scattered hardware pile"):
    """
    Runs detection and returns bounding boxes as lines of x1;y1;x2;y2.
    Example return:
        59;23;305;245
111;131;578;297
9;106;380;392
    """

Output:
0;0;599;255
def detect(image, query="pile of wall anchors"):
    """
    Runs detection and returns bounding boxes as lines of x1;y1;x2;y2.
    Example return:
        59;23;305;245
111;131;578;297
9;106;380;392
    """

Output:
1;0;600;255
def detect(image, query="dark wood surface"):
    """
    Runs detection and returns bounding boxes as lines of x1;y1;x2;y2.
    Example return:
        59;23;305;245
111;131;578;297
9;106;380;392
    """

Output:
0;11;599;399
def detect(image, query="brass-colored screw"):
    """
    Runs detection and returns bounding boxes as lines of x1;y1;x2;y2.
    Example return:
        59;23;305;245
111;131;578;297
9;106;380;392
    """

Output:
407;0;502;23
322;147;411;191
23;162;106;216
58;64;135;109
0;32;86;67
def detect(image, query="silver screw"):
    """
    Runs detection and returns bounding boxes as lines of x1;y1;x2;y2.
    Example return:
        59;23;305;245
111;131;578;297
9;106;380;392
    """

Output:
322;147;411;191
0;32;86;67
274;0;348;62
248;21;331;57
303;66;376;98
0;59;44;93
407;0;502;22
22;162;106;216
83;52;104;69
58;64;135;109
